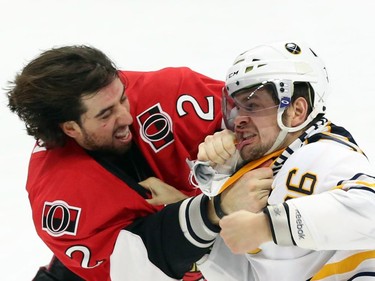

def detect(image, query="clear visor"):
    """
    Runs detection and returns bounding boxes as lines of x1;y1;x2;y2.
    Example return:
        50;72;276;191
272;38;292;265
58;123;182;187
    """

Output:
222;82;280;130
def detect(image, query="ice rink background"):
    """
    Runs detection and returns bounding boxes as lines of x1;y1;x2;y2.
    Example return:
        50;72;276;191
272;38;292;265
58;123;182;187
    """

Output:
1;0;374;279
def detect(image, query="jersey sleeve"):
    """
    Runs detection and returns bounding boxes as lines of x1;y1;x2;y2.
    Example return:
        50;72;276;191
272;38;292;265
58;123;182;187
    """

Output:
27;142;160;280
29;145;220;280
124;194;220;278
264;140;375;250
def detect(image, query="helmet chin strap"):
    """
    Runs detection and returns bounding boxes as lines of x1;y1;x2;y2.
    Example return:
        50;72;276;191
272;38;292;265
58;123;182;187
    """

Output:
264;107;289;155
279;105;322;132
265;105;322;155
265;128;288;155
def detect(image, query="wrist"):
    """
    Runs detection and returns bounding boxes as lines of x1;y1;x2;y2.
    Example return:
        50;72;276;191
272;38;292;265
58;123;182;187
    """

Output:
213;193;228;219
207;195;226;225
207;192;231;225
257;212;273;244
207;197;220;225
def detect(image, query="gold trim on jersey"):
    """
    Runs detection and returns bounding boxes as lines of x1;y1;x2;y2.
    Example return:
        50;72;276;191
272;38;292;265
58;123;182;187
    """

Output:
311;250;375;280
217;148;285;194
334;180;375;191
314;132;364;154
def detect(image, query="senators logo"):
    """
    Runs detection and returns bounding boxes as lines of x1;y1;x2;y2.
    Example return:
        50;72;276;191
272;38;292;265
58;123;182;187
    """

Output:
42;200;81;237
136;103;174;152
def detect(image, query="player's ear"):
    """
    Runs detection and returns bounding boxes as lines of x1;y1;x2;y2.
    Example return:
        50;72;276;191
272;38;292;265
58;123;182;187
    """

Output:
290;97;309;127
60;121;81;139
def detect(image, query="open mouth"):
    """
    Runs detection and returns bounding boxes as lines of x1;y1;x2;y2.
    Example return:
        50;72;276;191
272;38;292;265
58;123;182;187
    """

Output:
114;127;132;142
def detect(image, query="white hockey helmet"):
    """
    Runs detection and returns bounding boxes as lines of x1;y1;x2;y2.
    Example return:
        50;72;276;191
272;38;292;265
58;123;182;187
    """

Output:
223;41;330;153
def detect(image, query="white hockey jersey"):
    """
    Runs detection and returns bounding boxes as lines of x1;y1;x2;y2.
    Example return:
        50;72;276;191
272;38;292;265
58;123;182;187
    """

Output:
198;118;375;281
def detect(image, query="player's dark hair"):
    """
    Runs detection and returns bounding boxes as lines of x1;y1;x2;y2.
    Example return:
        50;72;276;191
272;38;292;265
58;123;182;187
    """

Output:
277;82;320;128
6;45;118;148
265;82;314;115
293;82;314;114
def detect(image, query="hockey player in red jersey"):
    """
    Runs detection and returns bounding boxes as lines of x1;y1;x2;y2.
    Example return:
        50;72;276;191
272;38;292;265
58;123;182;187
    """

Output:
7;45;259;280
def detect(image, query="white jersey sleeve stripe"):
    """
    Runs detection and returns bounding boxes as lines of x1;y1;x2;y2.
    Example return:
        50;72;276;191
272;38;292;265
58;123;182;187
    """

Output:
179;195;219;248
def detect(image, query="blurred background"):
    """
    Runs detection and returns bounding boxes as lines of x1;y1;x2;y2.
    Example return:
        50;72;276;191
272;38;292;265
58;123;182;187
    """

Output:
1;0;374;279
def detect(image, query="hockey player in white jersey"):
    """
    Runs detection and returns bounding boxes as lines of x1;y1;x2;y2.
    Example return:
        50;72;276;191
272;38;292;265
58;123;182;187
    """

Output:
191;41;375;280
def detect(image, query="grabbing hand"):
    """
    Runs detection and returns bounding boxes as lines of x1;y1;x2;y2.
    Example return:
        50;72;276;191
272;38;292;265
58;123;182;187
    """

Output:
197;129;237;165
221;166;273;214
139;177;188;205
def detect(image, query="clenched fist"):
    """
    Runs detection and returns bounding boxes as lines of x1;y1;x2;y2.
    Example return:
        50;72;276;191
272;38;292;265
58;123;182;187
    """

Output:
197;129;237;165
219;210;272;254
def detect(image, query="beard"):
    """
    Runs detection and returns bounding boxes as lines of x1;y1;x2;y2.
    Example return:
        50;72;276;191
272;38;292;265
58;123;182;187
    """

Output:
239;140;274;163
81;127;132;155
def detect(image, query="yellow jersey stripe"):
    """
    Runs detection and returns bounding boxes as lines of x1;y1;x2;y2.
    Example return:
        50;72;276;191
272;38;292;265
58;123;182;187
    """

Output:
311;250;375;280
217;148;285;194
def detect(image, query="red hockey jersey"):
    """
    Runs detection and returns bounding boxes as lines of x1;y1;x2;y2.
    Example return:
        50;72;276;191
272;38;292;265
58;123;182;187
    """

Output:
122;67;224;196
27;67;224;280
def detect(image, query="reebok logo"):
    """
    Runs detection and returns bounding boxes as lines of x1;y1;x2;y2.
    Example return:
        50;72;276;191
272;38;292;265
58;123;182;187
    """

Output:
295;209;305;240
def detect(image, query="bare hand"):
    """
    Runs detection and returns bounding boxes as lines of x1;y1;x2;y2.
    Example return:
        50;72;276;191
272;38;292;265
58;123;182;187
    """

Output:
197;129;237;165
219;211;272;254
221;167;273;214
139;177;188;205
